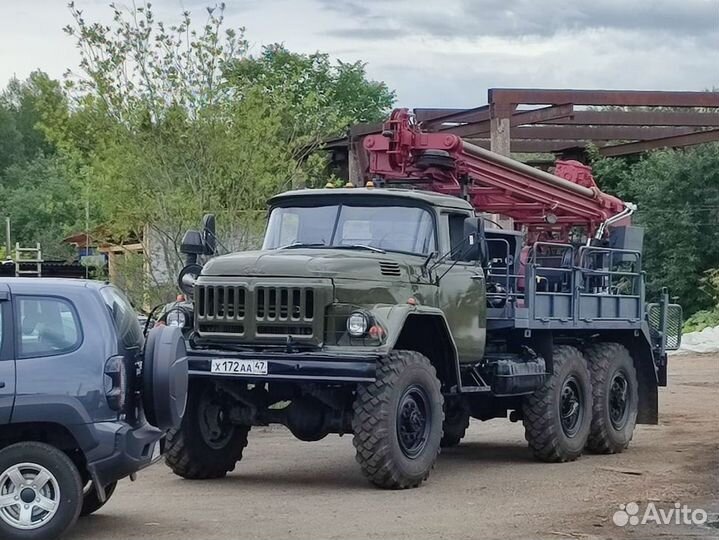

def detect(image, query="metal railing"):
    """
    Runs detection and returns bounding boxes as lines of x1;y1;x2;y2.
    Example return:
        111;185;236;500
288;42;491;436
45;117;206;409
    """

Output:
486;240;646;325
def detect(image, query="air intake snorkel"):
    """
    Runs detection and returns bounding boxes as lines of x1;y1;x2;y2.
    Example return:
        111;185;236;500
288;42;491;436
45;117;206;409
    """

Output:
593;202;637;242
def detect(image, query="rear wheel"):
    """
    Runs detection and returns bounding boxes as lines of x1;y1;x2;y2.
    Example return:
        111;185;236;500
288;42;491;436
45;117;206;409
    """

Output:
440;400;470;448
352;350;444;489
523;345;592;462
165;381;250;479
0;442;83;540
585;343;638;454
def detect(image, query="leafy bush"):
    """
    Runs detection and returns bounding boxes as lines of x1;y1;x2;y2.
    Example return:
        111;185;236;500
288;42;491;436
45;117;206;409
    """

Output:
683;268;719;333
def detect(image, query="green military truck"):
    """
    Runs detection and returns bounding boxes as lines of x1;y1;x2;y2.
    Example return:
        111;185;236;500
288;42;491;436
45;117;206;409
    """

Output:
158;110;681;489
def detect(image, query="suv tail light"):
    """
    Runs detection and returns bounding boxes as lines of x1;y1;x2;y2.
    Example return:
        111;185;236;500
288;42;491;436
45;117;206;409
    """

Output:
104;355;127;412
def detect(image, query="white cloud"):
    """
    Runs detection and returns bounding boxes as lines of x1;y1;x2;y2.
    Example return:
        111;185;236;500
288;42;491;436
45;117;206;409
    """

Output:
0;0;716;107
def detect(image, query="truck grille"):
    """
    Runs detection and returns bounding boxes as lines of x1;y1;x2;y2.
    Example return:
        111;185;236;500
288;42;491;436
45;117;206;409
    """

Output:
195;280;327;344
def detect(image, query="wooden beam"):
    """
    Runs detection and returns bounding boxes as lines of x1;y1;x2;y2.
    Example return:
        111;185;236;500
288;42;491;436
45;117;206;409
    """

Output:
599;129;719;156
547;110;719;127
509;125;701;140
441;104;574;137
489;88;719;108
418;105;491;128
466;139;596;153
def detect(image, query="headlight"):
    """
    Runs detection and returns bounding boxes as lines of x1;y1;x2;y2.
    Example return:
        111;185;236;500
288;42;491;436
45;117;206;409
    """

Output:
165;309;187;328
347;311;370;337
177;263;203;297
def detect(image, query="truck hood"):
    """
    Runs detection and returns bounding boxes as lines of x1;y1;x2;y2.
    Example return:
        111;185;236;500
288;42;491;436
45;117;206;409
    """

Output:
200;249;417;281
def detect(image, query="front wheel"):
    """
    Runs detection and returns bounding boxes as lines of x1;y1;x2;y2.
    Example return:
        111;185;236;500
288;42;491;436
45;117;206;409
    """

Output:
165;381;250;479
0;442;83;540
522;345;592;462
352;350;444;489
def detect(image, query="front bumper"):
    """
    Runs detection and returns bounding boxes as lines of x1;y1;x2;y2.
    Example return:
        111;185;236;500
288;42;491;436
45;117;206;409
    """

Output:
188;347;379;383
86;421;164;497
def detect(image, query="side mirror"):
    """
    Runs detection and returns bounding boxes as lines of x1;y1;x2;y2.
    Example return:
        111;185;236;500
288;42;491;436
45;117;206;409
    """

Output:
201;213;216;255
180;230;204;265
463;217;488;265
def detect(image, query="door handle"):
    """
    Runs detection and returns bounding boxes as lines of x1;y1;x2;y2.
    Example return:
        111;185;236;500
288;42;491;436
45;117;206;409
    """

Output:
471;274;484;280
0;382;5;389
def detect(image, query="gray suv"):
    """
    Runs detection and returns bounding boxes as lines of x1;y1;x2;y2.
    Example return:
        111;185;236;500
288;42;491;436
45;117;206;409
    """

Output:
0;278;188;540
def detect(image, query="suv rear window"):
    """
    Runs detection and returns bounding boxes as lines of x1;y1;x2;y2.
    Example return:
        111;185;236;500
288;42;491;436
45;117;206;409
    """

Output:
17;296;82;357
101;286;143;349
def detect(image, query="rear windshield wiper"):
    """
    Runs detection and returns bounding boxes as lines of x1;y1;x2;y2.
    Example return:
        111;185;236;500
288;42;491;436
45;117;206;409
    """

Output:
278;242;327;250
332;244;386;254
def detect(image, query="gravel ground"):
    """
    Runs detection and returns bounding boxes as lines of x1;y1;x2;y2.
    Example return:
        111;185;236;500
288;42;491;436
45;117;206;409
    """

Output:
70;353;718;540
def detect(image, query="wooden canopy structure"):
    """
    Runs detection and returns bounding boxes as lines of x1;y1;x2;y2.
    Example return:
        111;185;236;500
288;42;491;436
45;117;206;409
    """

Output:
333;88;719;183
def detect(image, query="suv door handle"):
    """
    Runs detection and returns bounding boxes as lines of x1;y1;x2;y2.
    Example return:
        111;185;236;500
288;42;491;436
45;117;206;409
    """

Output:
471;274;484;280
0;382;5;389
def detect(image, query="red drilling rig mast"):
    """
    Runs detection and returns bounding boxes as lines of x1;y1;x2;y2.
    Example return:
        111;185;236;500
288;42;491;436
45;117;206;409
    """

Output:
363;108;633;243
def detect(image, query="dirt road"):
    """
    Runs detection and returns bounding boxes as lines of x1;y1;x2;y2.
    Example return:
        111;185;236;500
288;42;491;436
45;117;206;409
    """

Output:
71;353;718;540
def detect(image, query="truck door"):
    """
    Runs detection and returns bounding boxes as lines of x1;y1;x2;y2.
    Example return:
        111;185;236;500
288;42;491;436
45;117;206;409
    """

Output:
437;213;487;363
0;285;15;423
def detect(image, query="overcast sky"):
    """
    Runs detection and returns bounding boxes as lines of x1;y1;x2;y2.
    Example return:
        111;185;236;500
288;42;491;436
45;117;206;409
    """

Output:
0;0;717;107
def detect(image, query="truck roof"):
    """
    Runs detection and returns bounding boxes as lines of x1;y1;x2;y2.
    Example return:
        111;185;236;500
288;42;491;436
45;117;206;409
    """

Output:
269;187;474;211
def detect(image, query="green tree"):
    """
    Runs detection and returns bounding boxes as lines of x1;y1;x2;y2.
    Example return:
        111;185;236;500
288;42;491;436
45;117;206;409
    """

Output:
47;1;395;305
591;144;719;317
0;156;83;259
0;71;82;257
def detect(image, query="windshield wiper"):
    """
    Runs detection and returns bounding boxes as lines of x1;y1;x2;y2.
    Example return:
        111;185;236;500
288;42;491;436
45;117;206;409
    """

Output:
278;242;327;250
333;244;386;254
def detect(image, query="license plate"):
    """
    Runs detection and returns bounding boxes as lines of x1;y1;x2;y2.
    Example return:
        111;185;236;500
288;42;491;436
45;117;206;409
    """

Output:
211;359;268;375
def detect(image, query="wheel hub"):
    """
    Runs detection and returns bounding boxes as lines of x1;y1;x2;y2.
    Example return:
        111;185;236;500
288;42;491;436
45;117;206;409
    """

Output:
19;488;35;504
609;370;630;430
198;391;235;450
560;376;583;438
0;463;60;530
396;385;431;459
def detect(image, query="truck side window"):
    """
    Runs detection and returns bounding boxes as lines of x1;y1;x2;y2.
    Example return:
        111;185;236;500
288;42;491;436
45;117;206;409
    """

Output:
448;213;468;260
17;296;82;358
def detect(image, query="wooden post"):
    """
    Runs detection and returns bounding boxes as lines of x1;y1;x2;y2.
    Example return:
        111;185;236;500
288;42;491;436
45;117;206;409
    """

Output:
489;103;512;156
489;102;513;229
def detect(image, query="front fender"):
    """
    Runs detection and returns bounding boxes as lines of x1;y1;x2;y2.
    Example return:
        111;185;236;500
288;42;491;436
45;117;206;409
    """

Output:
370;304;455;353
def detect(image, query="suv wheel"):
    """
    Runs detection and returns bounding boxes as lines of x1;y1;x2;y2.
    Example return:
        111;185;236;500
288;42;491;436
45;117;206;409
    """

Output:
165;381;250;479
522;345;592;462
0;442;83;540
584;343;639;454
352;350;444;489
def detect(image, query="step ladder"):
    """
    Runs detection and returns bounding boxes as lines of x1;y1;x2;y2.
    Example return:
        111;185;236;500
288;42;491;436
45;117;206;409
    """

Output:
15;242;43;277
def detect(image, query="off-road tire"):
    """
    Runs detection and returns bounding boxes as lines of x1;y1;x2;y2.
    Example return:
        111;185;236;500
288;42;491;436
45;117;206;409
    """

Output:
0;442;83;540
584;343;638;454
165;381;250;479
440;401;470;448
523;345;592;462
352;350;444;489
79;481;117;517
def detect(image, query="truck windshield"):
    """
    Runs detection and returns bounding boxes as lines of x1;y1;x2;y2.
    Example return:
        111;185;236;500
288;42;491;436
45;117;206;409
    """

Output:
263;204;436;255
